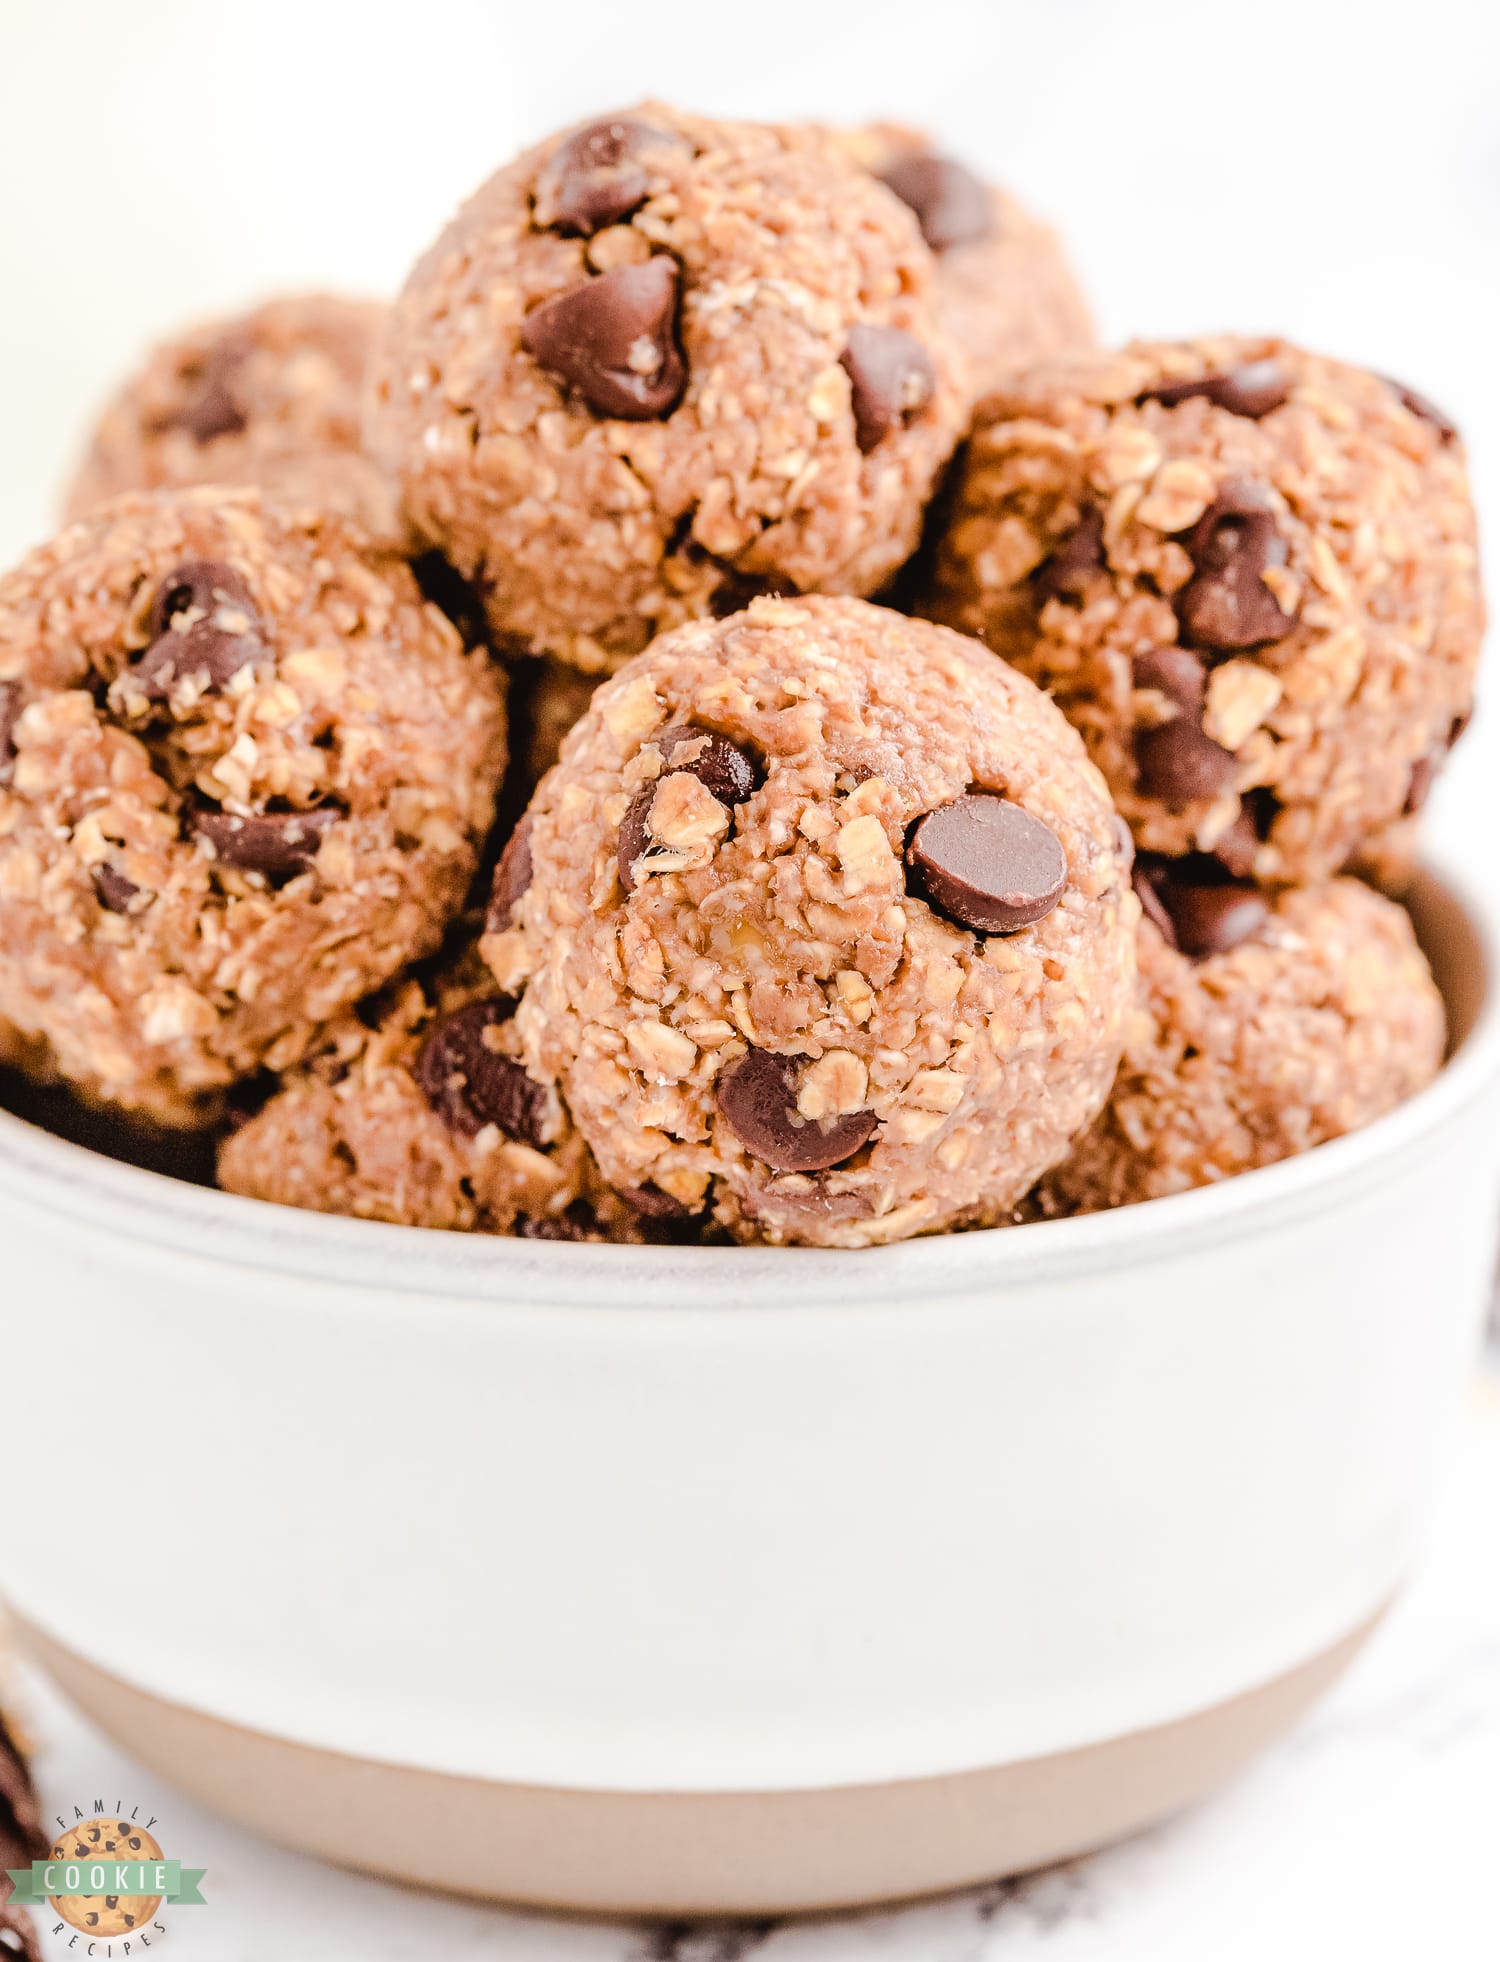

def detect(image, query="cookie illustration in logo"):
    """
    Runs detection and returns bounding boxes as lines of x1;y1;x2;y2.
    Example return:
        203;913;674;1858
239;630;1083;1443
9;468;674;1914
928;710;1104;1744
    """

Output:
46;1820;164;1937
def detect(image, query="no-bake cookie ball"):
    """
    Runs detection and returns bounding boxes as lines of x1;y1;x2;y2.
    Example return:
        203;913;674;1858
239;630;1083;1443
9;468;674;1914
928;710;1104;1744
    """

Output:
0;488;507;1123
836;124;1094;396
924;337;1483;885
366;106;967;673
1041;866;1445;1213
218;946;647;1238
65;294;399;541
489;595;1136;1248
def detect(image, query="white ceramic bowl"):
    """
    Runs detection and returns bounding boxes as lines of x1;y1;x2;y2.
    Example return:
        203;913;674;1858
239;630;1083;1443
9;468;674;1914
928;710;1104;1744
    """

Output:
3;867;1498;1916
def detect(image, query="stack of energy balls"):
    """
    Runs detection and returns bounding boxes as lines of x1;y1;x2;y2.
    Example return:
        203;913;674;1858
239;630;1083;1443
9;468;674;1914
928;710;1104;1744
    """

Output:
0;105;1480;1249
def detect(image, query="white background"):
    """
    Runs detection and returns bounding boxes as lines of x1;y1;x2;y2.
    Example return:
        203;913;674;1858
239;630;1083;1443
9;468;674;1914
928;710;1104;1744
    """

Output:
3;1;1499;1954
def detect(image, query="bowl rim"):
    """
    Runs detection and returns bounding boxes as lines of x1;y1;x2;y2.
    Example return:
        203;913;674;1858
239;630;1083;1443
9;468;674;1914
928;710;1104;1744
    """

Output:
3;861;1497;1311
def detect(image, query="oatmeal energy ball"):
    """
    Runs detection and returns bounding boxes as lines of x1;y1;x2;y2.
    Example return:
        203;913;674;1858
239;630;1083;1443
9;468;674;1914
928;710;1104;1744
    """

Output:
367;105;967;673
65;294;399;541
1045;867;1445;1212
925;337;1483;885
0;489;507;1123
835;124;1094;396
488;596;1136;1248
219;946;643;1238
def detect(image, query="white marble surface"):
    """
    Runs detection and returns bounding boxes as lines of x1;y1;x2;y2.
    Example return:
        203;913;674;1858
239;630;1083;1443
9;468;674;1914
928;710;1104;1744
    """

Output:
15;1349;1500;1962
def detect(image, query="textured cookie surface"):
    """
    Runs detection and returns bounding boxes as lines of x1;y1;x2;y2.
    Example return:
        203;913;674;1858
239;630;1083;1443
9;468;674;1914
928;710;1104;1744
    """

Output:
367;105;966;672
924;337;1483;884
1042;874;1445;1212
836;124;1094;396
218;944;648;1238
490;595;1135;1247
0;490;506;1122
65;293;399;540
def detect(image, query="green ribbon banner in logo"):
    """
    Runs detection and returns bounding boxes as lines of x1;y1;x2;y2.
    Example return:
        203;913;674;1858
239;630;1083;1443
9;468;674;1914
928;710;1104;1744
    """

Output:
5;1859;207;1906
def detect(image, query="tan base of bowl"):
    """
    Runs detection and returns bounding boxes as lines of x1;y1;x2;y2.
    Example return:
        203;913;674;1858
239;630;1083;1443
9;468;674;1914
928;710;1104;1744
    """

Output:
20;1611;1379;1916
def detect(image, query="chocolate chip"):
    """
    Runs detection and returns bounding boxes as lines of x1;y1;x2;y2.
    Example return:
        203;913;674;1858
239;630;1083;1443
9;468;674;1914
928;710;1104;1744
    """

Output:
1140;360;1290;419
653;724;760;806
416;1000;547;1145
1134;856;1269;959
616;788;657;892
132;561;265;702
165;334;249;444
1175;482;1298;651
487;815;534;930
620;1181;697;1220
1131;647;1238;801
906;793;1067;933
92;864;141;914
190;804;338;877
1162;882;1269;959
521;258;686;421
533;117;682;235
877;153;992;252
515;1201;601;1242
1403;713;1470;816
617;725;760;890
717;1048;877;1172
1131;860;1178;944
840;324;936;452
1405;752;1438;816
0;681;19;784
1032;507;1105;606
1385;376;1458;445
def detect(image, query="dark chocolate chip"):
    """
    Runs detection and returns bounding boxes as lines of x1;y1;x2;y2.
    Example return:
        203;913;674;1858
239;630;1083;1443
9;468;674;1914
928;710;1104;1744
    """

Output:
1404;707;1474;815
1404;752;1437;816
1161;881;1270;959
0;680;19;784
1131;860;1178;944
620;1181;697;1220
840;324;936;452
906;793;1067;933
415;1000;547;1145
1134;856;1269;959
1175;482;1298;651
521;258;686;421
190;804;338;877
165;334;249;444
616;787;657;892
1140;359;1290;419
1385;375;1458;445
533;117;682;236
516;1200;601;1241
877;152;992;253
617;725;760;890
487;814;534;930
133;561;265;702
717;1047;877;1172
92;864;142;914
1032;507;1105;606
1131;647;1238;801
653;724;760;806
